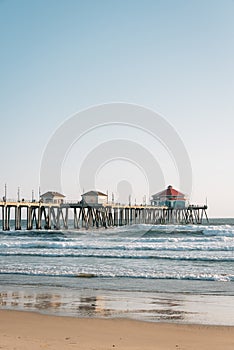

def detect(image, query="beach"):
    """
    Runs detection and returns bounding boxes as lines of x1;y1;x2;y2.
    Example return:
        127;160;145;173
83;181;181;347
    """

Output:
1;310;234;350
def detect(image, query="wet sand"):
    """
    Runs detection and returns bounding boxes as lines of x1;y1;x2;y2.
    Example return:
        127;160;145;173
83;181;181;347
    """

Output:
0;310;234;350
1;286;234;325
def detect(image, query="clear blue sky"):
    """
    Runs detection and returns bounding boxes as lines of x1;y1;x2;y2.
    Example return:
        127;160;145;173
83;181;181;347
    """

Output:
0;0;234;217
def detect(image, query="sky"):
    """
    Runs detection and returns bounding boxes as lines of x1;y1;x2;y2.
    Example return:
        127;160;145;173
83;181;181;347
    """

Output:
0;0;234;217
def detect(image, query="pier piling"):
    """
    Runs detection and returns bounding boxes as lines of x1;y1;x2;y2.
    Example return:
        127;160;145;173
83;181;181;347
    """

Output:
0;201;209;231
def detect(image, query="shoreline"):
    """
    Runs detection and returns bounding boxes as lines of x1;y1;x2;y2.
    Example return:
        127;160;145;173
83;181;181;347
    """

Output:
1;309;234;350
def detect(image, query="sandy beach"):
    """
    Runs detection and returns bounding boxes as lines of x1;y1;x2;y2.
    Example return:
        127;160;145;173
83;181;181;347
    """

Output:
0;310;233;350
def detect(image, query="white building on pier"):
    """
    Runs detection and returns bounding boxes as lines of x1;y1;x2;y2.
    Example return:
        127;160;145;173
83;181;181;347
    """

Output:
40;191;65;204
81;191;108;205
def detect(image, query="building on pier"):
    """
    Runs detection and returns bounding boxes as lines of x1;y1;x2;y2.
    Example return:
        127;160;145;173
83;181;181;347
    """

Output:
151;185;188;208
81;190;108;206
40;191;65;204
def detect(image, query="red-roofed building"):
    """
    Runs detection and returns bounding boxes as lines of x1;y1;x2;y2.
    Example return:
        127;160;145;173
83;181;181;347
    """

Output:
151;185;188;208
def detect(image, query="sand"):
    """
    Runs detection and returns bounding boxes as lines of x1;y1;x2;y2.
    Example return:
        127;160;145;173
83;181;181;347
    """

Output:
0;310;233;350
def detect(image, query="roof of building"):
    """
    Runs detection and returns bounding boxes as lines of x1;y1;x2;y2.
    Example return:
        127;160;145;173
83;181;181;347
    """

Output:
41;191;65;198
82;190;108;197
152;185;185;199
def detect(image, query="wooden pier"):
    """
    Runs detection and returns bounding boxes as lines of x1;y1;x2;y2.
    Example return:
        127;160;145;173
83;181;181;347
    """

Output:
0;201;209;231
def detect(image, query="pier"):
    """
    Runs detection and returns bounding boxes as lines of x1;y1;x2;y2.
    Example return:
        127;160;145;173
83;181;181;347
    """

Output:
0;200;209;231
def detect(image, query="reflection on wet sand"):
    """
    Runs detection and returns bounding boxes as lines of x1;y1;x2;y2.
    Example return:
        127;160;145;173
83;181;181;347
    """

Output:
0;291;62;311
35;293;62;310
0;290;189;322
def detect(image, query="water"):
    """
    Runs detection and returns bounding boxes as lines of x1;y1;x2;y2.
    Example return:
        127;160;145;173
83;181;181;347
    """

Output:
0;219;233;324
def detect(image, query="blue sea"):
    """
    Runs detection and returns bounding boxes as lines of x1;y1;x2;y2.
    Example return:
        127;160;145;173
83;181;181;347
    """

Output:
0;218;233;325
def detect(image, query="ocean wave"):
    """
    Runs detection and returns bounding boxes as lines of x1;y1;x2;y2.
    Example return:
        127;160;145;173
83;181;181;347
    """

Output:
0;270;233;282
0;224;234;236
0;241;233;251
0;250;233;262
1;223;234;237
203;227;234;237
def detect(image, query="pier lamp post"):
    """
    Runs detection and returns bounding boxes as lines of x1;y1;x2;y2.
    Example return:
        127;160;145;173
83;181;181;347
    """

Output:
32;190;34;202
129;195;131;206
17;187;20;202
4;183;7;202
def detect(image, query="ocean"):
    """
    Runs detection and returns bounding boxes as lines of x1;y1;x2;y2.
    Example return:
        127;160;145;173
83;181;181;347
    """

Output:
0;218;233;325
